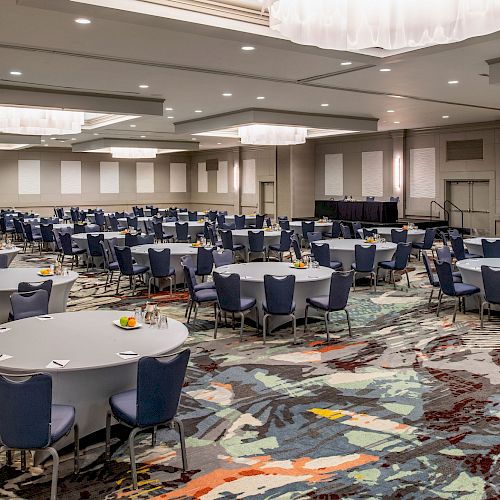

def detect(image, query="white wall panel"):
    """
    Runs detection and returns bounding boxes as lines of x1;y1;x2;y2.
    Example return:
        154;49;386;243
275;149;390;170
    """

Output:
217;161;228;193
362;151;384;197
410;147;436;198
197;162;208;192
18;159;40;195
136;162;154;193
242;159;256;194
324;154;343;196
100;161;120;194
170;162;187;192
61;161;81;194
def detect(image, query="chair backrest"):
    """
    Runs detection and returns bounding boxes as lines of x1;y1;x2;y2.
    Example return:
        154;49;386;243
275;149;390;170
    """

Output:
10;289;49;320
220;230;234;250
18;279;53;300
422;252;439;287
279;219;290;231
255;214;265;229
125;233;139;247
291;235;302;260
73;223;86;234
137;235;154;245
87;233;104;257
264;275;295;315
208;210;217;222
301;221;315;238
136;349;190;427
99;240;111;270
13;218;24;236
390;196;400;203
277;230;293;252
136;207;145;217
127;217;138;230
311;242;330;267
188;211;198;221
352;222;362;238
481;265;500;305
354;244;376;272
307;232;323;245
212;249;234;267
0;254;8;269
482;239;500;258
330;220;341;239
328;271;353;311
216;214;226;226
393;243;412;270
196;247;214;275
115;246;134;275
248;231;265;252
340;224;352;239
436;245;453;264
234;215;246;230
0;372;52;449
94;212;105;226
152;221;164;239
175;222;189;241
362;228;378;239
434;260;458;296
40;224;54;243
108;216;119;232
59;232;74;255
182;265;198;300
366;196;375;202
22;222;34;242
208;226;219;246
148;248;172;278
213;272;241;312
391;229;407;244
450;235;466;261
449;229;460;238
180;254;195;270
422;228;437;250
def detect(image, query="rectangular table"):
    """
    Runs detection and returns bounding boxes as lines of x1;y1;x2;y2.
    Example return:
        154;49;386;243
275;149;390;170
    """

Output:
315;200;398;223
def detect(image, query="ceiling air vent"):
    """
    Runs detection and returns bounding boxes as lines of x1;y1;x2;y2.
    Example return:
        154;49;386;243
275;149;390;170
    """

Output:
446;139;483;161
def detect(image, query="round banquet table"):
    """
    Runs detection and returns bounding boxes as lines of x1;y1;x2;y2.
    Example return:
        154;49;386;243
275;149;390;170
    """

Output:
290;221;333;235
463;237;500;257
215;262;334;330
0;246;20;267
357;227;426;244
163;221;204;241
71;231;125;251
178;211;206;222
231;229;281;257
118;216;152;233
225;215;257;228
317;239;397;271
456;258;500;296
0;310;188;452
131;243;199;282
0;268;78;322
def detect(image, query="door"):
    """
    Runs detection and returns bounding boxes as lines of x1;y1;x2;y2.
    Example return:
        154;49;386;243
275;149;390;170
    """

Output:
259;182;275;218
446;180;490;232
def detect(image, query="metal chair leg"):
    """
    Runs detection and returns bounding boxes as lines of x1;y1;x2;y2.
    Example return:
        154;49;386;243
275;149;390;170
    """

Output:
239;311;245;341
116;274;121;295
480;301;486;329
452;297;459;323
345;309;352;336
324;311;330;342
173;418;188;471
262;314;268;344
128;427;141;490
152;426;157;447
214;304;219;338
436;290;443;316
428;288;434;305
292;314;297;344
46;446;60;500
304;305;309;333
74;424;80;474
105;411;112;461
406;269;410;287
192;302;198;328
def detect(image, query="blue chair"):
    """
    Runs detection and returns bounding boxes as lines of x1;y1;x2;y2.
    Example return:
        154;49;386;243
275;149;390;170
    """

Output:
115;246;149;295
412;228;436;260
436;246;462;283
207;210;217;223
305;271;353;341
105;349;190;490
234;215;246;230
126;216;138;230
254;214;265;229
291;234;302;261
99;239;120;291
311;242;342;270
351;244;376;291
153;221;173;243
262;275;296;343
216;214;226;226
137;234;154;245
86;233;104;271
329;220;342;239
183;265;217;327
340;224;352;239
301;221;315;246
362;228;378;239
40;224;55;253
480;265;500;328
196;247;214;281
248;230;266;261
307;232;323;246
390;196;400;203
124;233;139;248
422;252;442;305
450;234;480;261
188;210;198;221
175;222;191;243
73;223;87;235
22;222;41;253
0;372;79;500
208;226;222;248
352;222;362;239
220;230;245;258
268;230;293;261
391;229;407;243
435;260;480;322
18;279;53;301
10;289;49;320
59;232;85;269
377;242;412;287
481;239;500;258
212;249;234;268
148;248;176;295
108;216;119;232
278;219;290;231
94;212;106;230
213;272;259;340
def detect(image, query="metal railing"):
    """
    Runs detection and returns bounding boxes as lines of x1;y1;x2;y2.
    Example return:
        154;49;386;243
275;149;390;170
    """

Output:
430;201;450;222
444;200;464;229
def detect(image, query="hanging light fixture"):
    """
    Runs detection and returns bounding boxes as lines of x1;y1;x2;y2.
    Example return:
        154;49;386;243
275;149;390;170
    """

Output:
238;124;307;145
0;106;85;135
110;147;158;159
261;0;500;51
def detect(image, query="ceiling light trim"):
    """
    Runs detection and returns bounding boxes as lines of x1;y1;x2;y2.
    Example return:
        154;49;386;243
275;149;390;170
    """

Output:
72;137;199;153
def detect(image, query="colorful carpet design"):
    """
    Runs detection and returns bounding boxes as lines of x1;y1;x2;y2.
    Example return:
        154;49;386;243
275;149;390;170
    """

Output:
0;250;499;499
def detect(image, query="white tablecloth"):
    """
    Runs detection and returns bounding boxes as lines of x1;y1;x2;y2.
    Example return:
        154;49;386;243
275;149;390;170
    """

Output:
0;247;20;267
290;221;333;235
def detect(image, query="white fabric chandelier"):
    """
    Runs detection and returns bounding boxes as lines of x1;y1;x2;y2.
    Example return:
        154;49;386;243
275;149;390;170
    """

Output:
110;147;158;159
261;0;500;51
0;106;85;135
238;124;307;145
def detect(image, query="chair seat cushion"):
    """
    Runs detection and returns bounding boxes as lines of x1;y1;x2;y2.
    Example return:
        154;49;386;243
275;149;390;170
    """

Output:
452;271;462;282
263;301;296;314
50;404;75;443
109;261;120;271
268;244;283;252
195;288;218;302
72;248;87;255
194;282;216;291
110;389;137;427
232;244;245;251
351;263;373;272
306;296;329;310
132;264;149;274
465;252;481;259
379;260;396;270
454;283;480;296
240;296;256;311
330;261;342;270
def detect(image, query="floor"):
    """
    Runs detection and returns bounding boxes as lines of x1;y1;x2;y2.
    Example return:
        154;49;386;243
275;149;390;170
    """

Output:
0;249;499;499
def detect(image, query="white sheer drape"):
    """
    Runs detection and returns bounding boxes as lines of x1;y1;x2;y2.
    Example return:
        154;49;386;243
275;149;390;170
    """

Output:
261;0;500;50
238;124;307;145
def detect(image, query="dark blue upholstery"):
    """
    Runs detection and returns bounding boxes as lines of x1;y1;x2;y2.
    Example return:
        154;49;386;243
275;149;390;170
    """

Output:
291;235;301;260
263;275;295;315
255;215;265;229
10;289;49;320
153;221;172;242
413;228;436;251
216;214;226;226
196;247;214;277
188;211;198;222
269;230;293;254
307;271;352;311
352;222;362;239
435;260;479;297
108;216;120;232
124;233;139;247
175;223;190;242
307;232;323;245
391;229;407;243
184;266;217;304
127;217;138;230
87;233;104;258
481;265;500;305
481;239;500;258
311;242;342;270
40;224;55;244
137;235;154;245
248;231;265;254
212;249;234;267
279;220;290;231
341;224;352;239
379;243;412;271
330;220;341;239
148;248;175;279
94;212;105;227
234;215;246;230
18;279;53;300
213;272;256;312
352;245;376;272
220;230;244;251
301;221;315;240
362;228;378;238
115;246;149;276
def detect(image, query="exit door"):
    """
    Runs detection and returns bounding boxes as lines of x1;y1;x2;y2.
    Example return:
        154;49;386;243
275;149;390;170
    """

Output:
446;180;490;231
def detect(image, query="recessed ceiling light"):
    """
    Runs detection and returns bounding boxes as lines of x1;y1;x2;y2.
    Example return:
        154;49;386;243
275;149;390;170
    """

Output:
41;139;45;143
442;115;450;119
93;133;99;136
448;80;459;85
256;96;265;100
9;70;22;76
387;109;395;113
71;138;76;141
191;138;197;141
75;18;91;24
50;137;57;140
139;84;149;89
389;95;406;99
217;142;222;145
165;107;173;111
321;103;329;107
222;92;232;97
393;121;400;124
130;124;136;128
341;61;352;66
167;116;174;119
140;135;146;138
241;46;255;51
379;68;391;72
194;110;202;113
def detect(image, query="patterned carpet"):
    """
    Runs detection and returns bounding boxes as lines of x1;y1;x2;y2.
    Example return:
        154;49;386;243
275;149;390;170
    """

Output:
1;249;499;499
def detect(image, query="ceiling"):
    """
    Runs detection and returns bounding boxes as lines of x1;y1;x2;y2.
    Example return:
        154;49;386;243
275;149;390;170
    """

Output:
0;0;499;150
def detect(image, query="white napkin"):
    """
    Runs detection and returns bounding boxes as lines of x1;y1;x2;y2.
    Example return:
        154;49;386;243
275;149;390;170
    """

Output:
117;351;138;359
0;327;11;333
46;359;69;368
37;315;53;321
0;354;12;362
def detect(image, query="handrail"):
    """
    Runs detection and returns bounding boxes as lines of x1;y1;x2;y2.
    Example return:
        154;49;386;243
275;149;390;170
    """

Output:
444;200;464;229
430;201;450;222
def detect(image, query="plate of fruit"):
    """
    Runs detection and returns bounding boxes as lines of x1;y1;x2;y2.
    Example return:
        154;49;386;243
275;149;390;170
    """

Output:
113;316;141;330
290;261;307;269
364;237;376;244
38;268;54;276
191;242;202;247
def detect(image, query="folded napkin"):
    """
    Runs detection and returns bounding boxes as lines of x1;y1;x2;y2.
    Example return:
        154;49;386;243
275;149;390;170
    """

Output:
46;359;70;368
37;315;53;321
0;327;11;334
0;354;13;362
117;351;139;359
